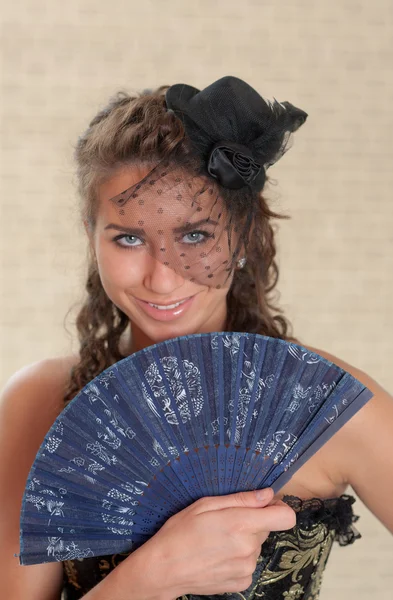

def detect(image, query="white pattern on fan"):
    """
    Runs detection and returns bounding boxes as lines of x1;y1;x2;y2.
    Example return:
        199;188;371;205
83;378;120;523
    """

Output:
142;356;204;425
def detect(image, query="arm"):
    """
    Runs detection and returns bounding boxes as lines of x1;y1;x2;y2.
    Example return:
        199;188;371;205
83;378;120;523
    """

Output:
341;372;393;533
0;361;66;600
80;540;173;600
307;345;393;533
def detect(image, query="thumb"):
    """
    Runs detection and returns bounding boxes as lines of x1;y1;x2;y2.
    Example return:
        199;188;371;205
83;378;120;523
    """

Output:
192;487;275;514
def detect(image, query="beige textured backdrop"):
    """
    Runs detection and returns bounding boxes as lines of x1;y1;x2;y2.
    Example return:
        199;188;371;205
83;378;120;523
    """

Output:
1;0;392;597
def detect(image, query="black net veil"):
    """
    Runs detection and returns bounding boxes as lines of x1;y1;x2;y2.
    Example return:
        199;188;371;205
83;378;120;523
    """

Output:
108;76;308;289
109;157;255;289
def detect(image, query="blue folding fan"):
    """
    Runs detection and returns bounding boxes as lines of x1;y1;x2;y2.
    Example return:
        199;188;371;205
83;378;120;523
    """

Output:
18;332;372;565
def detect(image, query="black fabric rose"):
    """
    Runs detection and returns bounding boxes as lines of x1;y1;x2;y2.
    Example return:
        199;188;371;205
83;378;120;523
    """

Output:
207;141;264;189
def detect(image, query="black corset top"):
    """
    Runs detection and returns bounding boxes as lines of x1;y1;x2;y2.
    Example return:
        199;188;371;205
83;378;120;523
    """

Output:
61;494;360;600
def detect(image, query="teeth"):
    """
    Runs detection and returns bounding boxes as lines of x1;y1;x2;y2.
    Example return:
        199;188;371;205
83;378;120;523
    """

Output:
149;299;188;310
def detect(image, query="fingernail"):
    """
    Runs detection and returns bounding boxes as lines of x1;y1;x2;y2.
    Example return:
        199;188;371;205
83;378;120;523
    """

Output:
255;488;272;501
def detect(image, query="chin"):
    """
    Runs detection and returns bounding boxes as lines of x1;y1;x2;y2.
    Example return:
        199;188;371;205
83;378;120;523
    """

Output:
141;319;201;343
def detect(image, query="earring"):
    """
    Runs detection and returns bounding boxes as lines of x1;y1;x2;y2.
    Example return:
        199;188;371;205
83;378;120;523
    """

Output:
237;257;247;269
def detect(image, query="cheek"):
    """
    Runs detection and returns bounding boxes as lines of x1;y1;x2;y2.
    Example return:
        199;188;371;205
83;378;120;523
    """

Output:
207;279;233;306
95;242;145;293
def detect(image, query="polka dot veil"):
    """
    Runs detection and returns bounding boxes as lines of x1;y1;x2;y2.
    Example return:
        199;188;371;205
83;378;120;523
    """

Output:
109;76;308;288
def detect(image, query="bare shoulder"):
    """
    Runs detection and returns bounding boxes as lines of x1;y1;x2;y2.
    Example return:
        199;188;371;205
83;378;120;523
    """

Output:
301;343;393;530
0;359;79;599
303;344;393;431
0;354;80;463
303;342;393;435
305;343;390;395
3;354;79;390
1;354;79;414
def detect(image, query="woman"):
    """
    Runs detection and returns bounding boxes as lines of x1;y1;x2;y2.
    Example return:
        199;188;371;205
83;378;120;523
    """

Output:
1;76;392;600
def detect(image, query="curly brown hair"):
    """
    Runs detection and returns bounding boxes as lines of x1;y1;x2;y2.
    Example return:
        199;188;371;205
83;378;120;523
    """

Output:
64;87;298;407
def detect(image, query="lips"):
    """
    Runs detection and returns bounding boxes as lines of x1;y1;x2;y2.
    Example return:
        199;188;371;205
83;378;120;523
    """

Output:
148;298;190;310
134;294;196;322
138;296;192;308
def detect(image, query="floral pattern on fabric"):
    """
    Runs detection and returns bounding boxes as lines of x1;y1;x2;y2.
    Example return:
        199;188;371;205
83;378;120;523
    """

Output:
61;495;360;600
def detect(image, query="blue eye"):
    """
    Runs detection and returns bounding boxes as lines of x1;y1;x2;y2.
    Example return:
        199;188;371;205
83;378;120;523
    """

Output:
114;234;143;248
182;231;212;244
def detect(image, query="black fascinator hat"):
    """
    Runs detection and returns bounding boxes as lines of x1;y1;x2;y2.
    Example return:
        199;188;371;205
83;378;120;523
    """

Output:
165;75;307;191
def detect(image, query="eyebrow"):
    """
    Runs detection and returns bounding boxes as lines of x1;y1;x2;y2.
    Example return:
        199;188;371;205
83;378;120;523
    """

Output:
104;218;218;236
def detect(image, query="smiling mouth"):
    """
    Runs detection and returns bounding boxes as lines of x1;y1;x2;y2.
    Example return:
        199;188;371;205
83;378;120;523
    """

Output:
138;296;193;310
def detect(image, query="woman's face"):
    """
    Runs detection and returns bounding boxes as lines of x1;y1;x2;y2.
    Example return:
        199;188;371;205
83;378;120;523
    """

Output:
89;165;236;352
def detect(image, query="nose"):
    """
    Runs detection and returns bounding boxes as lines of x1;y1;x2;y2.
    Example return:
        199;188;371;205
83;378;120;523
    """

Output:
143;254;186;294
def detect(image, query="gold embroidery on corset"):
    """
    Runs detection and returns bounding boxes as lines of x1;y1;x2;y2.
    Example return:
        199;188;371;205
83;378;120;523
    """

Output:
283;583;304;598
247;522;334;600
97;557;111;579
175;522;335;600
98;551;132;580
307;530;335;600
63;560;83;591
259;525;327;586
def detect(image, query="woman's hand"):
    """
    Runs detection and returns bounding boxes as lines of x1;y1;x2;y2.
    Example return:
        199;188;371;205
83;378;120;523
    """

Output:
140;487;296;598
